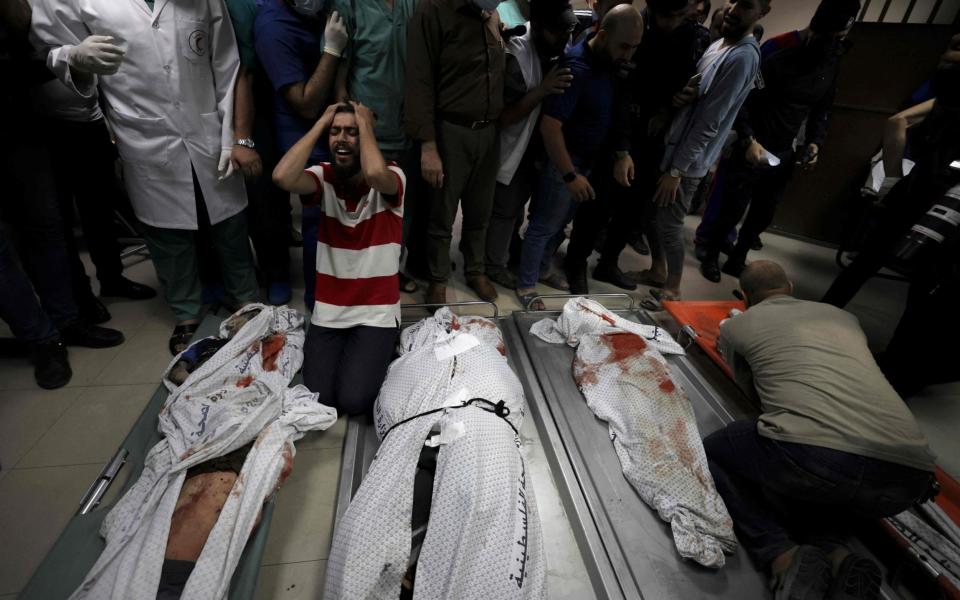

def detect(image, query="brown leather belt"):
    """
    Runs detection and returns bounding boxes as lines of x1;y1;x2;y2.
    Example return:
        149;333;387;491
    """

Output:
441;114;493;130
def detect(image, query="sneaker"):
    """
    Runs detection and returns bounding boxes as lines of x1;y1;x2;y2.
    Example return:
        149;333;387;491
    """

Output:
99;276;157;300
267;282;292;306
700;259;722;283
827;553;882;600
61;321;125;348
32;340;72;389
772;546;832;600
592;263;637;291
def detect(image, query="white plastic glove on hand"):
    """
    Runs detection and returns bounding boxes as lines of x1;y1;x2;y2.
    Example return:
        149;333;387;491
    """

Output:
323;11;348;57
218;148;236;181
68;35;124;75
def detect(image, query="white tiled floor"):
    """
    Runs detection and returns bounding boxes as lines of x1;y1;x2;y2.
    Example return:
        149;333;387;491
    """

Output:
1;217;957;597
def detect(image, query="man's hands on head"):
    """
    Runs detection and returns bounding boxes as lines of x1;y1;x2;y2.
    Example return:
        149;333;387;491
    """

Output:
350;100;376;128
567;174;596;202
613;154;634;187
68;35;124;74
654;171;682;207
540;65;573;96
421;141;444;189
323;11;348;57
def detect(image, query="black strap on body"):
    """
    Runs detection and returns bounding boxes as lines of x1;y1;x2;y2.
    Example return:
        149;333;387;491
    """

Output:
382;397;519;441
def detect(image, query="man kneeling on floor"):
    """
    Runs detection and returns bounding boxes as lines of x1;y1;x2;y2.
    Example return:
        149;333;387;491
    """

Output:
705;260;937;600
274;102;404;416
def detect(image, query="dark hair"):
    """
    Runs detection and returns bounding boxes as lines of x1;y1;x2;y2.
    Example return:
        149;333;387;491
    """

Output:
334;103;355;115
646;0;692;14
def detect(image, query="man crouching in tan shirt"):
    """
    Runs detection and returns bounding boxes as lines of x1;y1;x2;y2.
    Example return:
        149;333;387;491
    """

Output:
705;260;936;600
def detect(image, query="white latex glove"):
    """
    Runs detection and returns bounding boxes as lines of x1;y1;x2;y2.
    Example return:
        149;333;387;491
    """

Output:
323;11;348;57
218;148;236;181
67;35;124;75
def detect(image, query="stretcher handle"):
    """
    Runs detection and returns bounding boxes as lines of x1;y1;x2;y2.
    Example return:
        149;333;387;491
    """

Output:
401;300;500;319
78;448;129;515
523;293;636;312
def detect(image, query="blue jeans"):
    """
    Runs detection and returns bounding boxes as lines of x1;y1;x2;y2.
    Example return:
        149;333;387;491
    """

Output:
518;163;585;289
704;420;933;569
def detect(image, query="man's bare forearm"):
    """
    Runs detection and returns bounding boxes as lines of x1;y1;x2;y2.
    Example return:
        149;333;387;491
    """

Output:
541;117;575;175
288;53;340;120
358;120;397;195
234;66;255;139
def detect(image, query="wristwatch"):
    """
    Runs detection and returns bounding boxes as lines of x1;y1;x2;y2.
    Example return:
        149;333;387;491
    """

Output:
614;150;630;160
668;167;684;179
562;171;577;183
234;138;256;149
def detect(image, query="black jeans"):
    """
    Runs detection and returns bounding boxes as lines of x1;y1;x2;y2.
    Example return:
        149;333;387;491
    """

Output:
566;148;661;269
704;420;932;569
44;118;126;300
302;324;398;416
0;123;78;342
698;153;793;265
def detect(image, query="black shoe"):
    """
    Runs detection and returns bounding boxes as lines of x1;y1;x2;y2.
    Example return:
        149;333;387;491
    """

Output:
720;239;735;256
752;237;764;251
32;340;72;389
61;321;125;348
700;259;722;283
629;237;650;256
564;261;589;295
694;244;709;263
773;546;831;600
592;263;637;291
76;294;111;324
100;276;157;300
827;553;882;600
486;267;518;290
722;258;746;278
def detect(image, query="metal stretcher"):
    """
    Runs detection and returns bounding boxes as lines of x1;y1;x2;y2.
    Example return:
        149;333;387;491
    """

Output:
331;301;596;600
19;314;273;600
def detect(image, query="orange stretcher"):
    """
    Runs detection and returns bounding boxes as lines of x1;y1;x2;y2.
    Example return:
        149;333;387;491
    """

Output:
662;299;960;595
661;300;744;380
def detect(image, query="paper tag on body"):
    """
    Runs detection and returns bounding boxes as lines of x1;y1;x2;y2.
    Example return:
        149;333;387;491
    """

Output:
434;333;480;361
443;387;471;408
425;420;466;447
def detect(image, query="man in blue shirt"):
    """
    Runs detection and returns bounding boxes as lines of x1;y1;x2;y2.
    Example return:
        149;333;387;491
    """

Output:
515;4;643;309
254;0;348;307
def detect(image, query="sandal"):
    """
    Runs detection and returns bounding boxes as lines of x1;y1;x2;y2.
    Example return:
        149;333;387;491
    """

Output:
399;272;419;294
516;291;545;311
169;323;199;356
640;288;681;312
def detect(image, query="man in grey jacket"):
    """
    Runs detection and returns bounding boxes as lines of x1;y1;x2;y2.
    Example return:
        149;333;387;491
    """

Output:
641;0;768;301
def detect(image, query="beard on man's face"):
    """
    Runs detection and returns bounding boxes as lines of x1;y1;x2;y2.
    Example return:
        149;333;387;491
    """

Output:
331;141;360;179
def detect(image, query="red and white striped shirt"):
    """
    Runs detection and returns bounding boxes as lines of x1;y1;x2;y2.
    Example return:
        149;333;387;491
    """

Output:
304;163;405;329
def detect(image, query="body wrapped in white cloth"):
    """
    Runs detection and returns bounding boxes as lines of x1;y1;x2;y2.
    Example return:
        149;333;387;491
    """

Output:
324;308;546;599
70;305;337;599
532;298;737;568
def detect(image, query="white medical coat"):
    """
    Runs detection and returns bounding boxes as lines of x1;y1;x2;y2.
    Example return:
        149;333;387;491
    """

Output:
32;0;246;229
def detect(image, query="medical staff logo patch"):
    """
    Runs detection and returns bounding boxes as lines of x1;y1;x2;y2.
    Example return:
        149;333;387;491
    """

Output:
188;29;207;57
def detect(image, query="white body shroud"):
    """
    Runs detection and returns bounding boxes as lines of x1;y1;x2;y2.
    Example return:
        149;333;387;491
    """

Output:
71;305;337;600
532;298;737;568
324;309;546;600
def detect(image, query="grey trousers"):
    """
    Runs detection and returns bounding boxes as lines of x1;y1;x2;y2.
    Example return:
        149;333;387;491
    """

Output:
655;175;702;278
427;121;499;282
